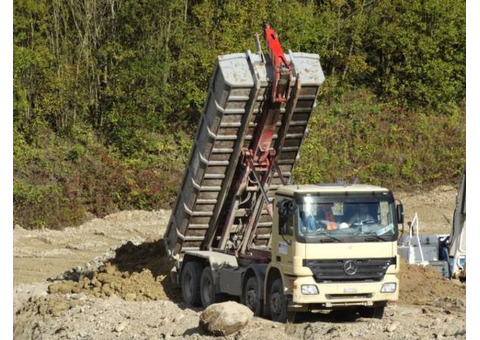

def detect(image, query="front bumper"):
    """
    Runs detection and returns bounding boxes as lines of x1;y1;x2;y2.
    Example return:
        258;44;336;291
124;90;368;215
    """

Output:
288;273;399;310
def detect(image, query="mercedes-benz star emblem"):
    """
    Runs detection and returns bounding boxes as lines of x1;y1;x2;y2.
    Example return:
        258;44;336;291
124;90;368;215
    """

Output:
344;260;358;276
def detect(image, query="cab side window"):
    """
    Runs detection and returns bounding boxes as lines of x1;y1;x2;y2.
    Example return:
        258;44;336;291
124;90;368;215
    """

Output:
286;211;294;236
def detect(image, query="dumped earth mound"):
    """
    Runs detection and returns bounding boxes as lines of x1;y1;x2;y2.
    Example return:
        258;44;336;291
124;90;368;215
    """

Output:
398;259;465;305
48;238;180;302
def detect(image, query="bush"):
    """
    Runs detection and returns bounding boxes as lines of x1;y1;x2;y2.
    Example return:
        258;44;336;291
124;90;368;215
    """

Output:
13;128;188;229
13;89;465;230
294;89;466;189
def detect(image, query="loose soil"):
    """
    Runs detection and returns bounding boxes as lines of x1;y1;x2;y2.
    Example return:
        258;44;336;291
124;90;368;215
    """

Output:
47;238;179;302
398;260;466;305
13;187;466;340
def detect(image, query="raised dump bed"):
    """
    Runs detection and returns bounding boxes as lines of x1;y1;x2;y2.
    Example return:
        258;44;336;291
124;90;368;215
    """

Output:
165;50;324;258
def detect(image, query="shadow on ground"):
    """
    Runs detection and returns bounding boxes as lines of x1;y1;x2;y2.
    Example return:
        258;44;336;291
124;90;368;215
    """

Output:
292;309;365;324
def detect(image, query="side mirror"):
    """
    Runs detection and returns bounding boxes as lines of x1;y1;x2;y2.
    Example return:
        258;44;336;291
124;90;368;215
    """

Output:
396;204;404;224
277;200;296;235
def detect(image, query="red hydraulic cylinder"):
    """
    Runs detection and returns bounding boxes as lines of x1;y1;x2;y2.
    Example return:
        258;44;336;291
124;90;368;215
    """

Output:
263;23;292;103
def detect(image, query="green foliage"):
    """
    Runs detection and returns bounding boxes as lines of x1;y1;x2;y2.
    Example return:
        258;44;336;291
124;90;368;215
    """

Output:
294;90;466;188
67;144;86;163
13;128;190;229
13;0;466;143
13;0;465;229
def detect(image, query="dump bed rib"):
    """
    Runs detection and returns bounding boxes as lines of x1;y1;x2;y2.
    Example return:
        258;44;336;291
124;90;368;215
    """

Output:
165;50;324;258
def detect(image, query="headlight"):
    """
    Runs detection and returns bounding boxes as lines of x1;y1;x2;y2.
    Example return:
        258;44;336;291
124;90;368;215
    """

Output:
301;285;319;295
380;282;397;293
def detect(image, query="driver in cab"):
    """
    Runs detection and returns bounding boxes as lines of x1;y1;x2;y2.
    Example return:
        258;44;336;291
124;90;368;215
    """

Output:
300;203;337;234
348;204;374;226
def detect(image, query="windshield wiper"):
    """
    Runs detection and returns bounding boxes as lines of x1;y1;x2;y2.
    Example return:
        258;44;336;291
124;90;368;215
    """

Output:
314;230;341;243
363;233;388;242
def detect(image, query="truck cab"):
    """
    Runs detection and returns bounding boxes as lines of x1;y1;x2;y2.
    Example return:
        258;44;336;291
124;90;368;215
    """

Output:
265;184;401;321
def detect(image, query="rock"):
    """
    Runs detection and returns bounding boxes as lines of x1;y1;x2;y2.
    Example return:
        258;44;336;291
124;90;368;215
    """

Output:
386;322;400;333
325;325;341;336
199;301;253;336
431;318;442;326
114;321;128;332
443;327;456;337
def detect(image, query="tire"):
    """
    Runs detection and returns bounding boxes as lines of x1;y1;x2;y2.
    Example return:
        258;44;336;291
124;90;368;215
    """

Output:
242;276;263;316
200;267;225;308
181;261;203;307
359;304;385;319
268;277;289;323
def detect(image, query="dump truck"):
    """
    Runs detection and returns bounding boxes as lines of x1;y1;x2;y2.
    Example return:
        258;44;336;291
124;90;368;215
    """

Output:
164;24;404;322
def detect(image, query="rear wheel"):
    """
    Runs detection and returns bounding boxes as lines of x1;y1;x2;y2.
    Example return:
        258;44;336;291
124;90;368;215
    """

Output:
181;261;203;307
359;304;385;319
243;276;262;316
200;267;225;308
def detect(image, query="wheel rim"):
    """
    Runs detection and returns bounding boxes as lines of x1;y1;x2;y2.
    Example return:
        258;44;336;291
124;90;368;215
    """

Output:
270;291;282;316
246;288;257;310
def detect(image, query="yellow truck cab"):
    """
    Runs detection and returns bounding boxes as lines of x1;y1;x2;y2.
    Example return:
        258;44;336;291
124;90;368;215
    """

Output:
267;184;401;320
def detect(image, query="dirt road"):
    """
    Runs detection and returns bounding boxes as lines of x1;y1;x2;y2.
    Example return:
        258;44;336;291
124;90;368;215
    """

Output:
13;187;466;339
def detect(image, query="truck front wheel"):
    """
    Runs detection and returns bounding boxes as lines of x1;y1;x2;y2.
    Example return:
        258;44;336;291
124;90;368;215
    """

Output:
181;261;203;307
268;277;288;322
243;276;262;316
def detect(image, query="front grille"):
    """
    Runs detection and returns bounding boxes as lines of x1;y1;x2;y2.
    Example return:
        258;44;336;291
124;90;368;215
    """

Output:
303;257;395;283
326;293;372;300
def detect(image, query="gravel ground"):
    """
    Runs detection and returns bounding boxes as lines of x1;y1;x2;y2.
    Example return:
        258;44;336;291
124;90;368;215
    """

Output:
13;187;466;340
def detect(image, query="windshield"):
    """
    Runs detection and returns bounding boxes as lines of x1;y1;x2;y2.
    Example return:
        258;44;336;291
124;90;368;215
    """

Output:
296;196;397;243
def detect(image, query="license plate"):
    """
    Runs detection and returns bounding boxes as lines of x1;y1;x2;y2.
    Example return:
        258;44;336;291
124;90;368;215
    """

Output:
344;287;358;293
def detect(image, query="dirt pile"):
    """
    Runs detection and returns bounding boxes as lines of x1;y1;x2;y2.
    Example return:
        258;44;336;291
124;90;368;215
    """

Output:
14;210;169;285
18;294;86;318
398;260;465;305
48;238;180;302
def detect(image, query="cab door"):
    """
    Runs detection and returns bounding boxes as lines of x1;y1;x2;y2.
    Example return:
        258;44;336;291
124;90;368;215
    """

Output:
272;198;298;275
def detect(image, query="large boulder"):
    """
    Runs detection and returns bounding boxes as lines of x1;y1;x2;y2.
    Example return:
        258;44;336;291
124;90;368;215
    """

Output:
199;301;254;336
